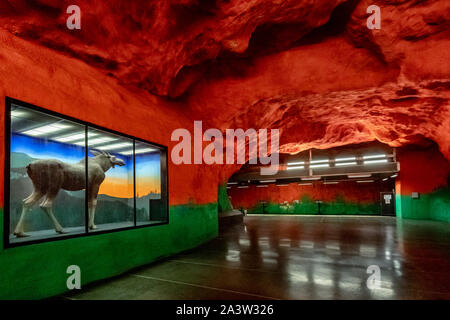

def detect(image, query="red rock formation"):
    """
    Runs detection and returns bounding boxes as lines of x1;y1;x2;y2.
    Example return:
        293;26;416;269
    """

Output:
0;29;236;205
0;0;449;185
396;144;450;195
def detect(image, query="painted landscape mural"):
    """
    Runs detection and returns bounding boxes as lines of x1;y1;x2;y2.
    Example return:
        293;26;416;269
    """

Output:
9;132;161;234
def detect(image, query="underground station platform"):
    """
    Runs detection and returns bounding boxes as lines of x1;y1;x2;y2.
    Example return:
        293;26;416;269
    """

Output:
0;0;449;309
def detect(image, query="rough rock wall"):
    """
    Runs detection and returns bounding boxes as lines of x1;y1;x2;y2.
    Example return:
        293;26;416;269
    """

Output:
0;29;233;206
395;144;450;221
0;0;448;161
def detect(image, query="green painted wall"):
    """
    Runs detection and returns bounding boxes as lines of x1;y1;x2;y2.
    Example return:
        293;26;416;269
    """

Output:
0;203;218;299
218;184;233;212
396;188;450;222
247;195;380;215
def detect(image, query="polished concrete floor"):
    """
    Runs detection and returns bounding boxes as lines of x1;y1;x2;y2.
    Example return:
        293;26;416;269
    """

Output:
63;215;450;300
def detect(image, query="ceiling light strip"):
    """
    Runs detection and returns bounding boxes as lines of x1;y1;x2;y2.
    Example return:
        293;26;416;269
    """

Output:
364;159;388;165
286;165;305;170
287;161;305;166
335;162;357;167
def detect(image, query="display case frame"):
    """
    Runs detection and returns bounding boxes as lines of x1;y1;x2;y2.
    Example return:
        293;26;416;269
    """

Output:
4;97;169;248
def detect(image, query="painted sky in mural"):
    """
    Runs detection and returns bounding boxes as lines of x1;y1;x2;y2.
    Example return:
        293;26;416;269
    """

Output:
11;133;161;198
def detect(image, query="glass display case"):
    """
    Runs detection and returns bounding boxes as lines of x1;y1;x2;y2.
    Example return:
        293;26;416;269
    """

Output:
5;98;168;246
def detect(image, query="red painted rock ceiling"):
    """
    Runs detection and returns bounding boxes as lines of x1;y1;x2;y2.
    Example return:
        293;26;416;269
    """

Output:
1;0;449;158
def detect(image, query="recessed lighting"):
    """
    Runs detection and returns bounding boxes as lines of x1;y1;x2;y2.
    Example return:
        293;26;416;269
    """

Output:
357;180;374;183
298;183;313;186
135;148;157;154
364;159;388;165
119;150;133;155
256;185;268;188
323;181;339;185
348;174;371;178
237;186;249;189
286;165;305;170
302;177;321;181
382;178;388;181
75;137;117;146
391;174;398;178
260;179;276;183
310;164;329;168
335;162;357;167
276;184;289;187
287;161;305;165
120;147;158;155
98;142;133;150
310;159;329;164
335;156;356;162
227;182;238;185
11;110;26;118
363;154;387;159
22;123;71;136
54;132;99;143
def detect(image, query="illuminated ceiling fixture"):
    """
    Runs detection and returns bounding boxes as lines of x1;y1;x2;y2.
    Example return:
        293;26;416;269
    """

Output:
357;180;374;183
226;187;231;189
97;142;133;150
237;186;249;189
276;184;289;187
323;181;339;185
256;185;268;188
11;110;26;117
335;156;356;162
75;137;117;146
348;174;371;178
287;161;305;166
120;147;158;155
227;182;238;185
135;148;157;154
391;174;398;178
364;159;388;165
302;177;321;181
22;123;71;136
335;162;357;167
54;132;99;143
260;179;276;183
286;165;304;170
119;150;133;156
382;178;388;181
310;164;329;168
363;154;387;159
298;183;312;186
310;159;329;164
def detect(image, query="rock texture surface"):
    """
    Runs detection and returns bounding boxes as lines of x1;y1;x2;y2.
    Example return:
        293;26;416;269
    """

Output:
1;0;449;159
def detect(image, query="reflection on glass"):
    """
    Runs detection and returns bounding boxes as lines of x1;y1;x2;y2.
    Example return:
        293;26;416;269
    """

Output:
8;101;169;245
9;105;86;243
135;141;166;225
87;128;134;232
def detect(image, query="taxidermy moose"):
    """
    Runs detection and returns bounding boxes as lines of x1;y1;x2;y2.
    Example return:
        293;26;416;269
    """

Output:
13;150;125;237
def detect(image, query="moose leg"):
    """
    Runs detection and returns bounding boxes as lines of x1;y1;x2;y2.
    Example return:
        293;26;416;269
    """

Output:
88;199;98;230
40;196;66;234
14;191;43;237
88;185;100;230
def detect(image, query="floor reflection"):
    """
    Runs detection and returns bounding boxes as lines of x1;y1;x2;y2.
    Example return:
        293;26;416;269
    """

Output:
214;215;450;299
65;215;450;300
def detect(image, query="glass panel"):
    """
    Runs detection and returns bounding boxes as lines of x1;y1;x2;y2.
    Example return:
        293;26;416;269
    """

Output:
135;141;167;225
9;104;86;243
87;128;134;232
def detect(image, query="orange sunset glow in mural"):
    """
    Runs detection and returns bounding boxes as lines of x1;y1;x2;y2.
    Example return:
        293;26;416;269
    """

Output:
98;176;161;199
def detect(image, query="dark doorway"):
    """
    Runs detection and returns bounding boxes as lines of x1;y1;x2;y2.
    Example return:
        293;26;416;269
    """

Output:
380;192;395;216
